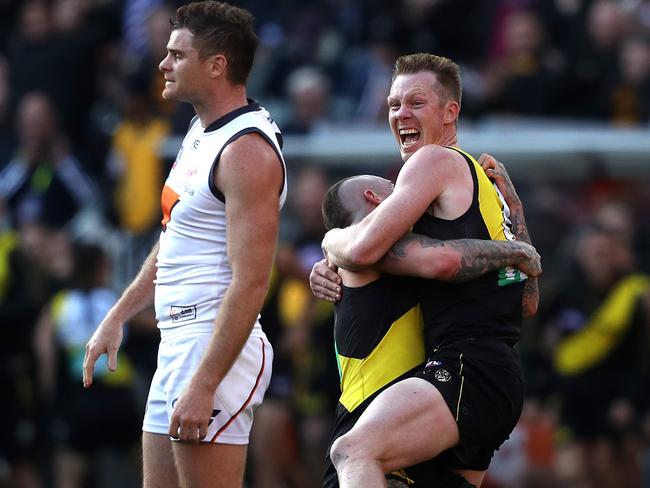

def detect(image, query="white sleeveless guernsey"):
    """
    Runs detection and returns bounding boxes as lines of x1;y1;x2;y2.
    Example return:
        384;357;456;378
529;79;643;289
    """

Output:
154;101;287;337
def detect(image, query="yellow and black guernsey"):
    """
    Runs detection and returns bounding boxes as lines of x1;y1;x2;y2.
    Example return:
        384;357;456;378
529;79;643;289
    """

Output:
413;147;526;352
325;273;425;487
334;274;425;413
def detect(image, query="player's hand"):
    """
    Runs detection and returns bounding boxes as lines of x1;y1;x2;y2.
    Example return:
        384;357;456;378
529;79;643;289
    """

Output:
169;383;213;442
478;153;522;209
83;318;123;388
514;241;542;277
309;258;341;303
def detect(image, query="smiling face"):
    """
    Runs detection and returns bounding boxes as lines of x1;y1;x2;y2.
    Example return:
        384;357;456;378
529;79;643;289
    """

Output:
388;71;457;161
159;28;209;104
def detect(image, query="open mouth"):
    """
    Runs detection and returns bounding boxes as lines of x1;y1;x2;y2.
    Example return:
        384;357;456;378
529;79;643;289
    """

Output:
399;128;420;148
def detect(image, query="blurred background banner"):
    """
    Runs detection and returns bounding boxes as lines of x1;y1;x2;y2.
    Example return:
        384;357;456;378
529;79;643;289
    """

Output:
0;1;649;487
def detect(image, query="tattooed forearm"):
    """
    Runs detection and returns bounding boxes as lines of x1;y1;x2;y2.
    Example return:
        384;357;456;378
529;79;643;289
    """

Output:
510;212;532;245
384;233;538;283
508;204;539;317
388;233;444;260
451;240;523;282
481;156;540;316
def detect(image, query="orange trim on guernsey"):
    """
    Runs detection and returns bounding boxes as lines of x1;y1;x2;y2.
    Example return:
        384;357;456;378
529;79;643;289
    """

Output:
161;185;180;230
210;338;267;443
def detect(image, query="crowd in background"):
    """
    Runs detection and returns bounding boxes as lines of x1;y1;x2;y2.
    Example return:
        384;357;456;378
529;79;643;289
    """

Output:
0;0;649;487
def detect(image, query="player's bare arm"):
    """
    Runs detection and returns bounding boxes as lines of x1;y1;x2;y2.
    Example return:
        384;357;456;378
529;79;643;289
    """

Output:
479;154;540;317
83;241;159;388
169;133;282;442
380;232;541;281
322;145;464;268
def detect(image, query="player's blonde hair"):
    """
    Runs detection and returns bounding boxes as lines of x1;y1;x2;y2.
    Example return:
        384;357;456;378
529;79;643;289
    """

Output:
393;53;462;106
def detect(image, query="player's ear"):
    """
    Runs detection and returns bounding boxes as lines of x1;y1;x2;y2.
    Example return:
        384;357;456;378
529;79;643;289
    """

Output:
208;54;227;78
443;100;460;125
363;189;382;205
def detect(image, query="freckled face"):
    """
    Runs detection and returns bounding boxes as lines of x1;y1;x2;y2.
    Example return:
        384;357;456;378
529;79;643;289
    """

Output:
388;71;447;161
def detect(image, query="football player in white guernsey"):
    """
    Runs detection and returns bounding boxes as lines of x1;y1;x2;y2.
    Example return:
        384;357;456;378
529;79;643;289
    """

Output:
82;2;286;487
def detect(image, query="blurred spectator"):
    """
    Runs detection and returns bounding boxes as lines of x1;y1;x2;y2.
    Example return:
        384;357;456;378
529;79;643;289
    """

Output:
391;0;494;62
541;224;649;488
283;66;333;134
6;0;120;150
107;76;170;236
604;33;650;126
341;36;398;124
122;0;163;65
34;242;140;488
0;92;97;230
0;214;70;488
592;199;636;243
127;4;184;121
561;0;629;118
483;9;565;116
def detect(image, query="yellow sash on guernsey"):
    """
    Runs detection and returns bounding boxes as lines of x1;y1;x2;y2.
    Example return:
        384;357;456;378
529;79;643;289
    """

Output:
553;274;650;376
338;305;424;412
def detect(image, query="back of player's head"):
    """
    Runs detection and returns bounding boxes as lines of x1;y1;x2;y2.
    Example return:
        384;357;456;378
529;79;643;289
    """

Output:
393;53;462;106
322;178;353;231
322;175;392;230
172;1;258;84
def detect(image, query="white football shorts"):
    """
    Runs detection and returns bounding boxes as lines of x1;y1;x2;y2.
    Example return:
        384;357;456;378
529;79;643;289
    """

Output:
142;330;273;444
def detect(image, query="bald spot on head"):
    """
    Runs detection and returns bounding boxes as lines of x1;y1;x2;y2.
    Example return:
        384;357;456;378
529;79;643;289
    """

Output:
322;175;393;230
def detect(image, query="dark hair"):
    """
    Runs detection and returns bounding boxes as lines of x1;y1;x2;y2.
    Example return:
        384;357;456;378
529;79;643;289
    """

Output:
322;179;352;230
172;1;258;84
393;53;462;106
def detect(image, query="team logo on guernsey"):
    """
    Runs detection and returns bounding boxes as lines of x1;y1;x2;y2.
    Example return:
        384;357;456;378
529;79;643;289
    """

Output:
434;369;452;383
192;139;200;149
170;305;197;322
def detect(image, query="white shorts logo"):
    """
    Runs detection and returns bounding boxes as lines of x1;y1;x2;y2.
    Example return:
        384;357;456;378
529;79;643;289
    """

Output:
170;305;197;323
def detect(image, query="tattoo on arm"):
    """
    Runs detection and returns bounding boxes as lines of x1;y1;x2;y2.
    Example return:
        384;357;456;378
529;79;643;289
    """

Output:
387;234;524;282
509;206;539;316
388;233;444;258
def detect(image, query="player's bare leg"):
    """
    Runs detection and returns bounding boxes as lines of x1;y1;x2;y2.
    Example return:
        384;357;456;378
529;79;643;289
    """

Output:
173;442;247;488
331;377;459;487
143;432;180;488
